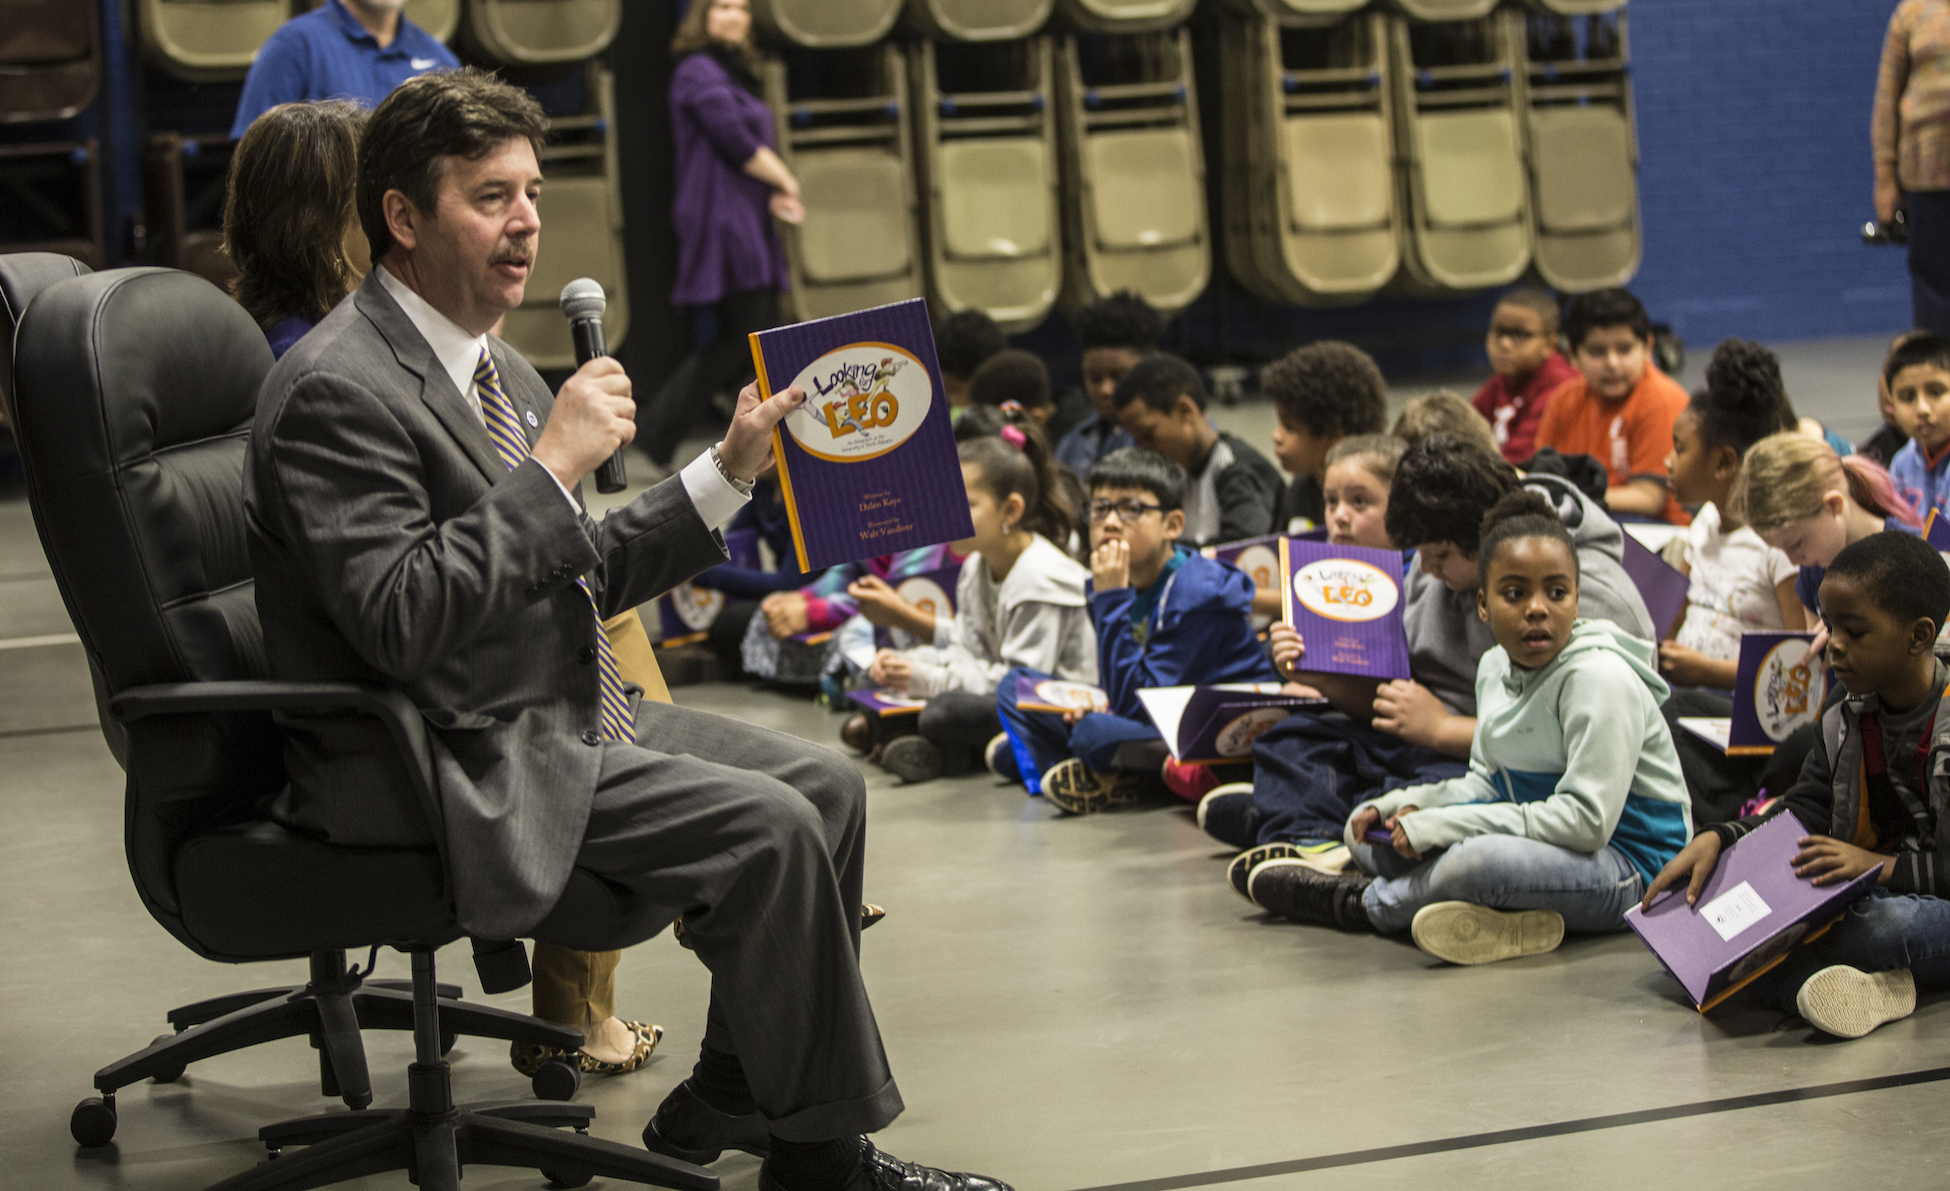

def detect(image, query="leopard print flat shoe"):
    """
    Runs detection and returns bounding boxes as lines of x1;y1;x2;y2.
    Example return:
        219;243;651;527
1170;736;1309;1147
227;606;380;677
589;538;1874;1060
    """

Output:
511;1020;664;1077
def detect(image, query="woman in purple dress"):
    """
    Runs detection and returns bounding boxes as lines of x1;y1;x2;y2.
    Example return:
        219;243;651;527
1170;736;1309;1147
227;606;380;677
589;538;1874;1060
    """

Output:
636;0;802;469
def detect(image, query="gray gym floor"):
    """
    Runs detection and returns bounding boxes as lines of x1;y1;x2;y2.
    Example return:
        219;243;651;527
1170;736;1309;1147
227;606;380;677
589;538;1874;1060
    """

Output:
3;334;1943;1191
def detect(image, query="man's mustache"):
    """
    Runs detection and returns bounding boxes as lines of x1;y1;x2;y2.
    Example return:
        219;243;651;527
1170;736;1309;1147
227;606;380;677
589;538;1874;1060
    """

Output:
491;240;535;266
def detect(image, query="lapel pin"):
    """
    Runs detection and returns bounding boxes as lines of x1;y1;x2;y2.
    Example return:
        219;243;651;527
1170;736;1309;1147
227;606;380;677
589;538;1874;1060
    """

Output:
526;410;539;428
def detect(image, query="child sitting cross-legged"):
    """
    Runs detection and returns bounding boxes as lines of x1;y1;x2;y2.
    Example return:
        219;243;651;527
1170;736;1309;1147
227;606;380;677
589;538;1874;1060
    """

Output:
1643;531;1950;1037
996;447;1277;814
1247;490;1693;965
868;412;1097;784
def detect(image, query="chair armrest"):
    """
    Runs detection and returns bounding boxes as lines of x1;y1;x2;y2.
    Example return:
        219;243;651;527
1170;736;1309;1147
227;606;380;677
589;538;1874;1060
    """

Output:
108;680;443;845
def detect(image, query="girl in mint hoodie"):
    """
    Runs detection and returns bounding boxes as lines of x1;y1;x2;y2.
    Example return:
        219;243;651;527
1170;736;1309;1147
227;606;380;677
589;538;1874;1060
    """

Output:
1246;489;1693;965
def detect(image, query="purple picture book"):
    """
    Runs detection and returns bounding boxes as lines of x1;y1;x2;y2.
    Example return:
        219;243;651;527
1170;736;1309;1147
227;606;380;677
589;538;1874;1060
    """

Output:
1726;631;1825;755
1134;684;1325;764
656;527;761;643
1926;509;1950;550
846;688;929;717
1618;529;1691;639
751;299;974;572
872;562;963;650
1625;811;1880;1010
1013;676;1108;715
1201;534;1285;593
1278;538;1412;680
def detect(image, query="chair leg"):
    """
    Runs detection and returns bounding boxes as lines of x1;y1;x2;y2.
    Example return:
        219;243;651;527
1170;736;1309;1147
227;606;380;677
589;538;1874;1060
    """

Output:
201;1114;416;1191
310;986;372;1110
260;1109;408;1152
95;996;323;1094
456;1113;718;1190
166;986;302;1031
351;985;583;1050
475;1100;595;1129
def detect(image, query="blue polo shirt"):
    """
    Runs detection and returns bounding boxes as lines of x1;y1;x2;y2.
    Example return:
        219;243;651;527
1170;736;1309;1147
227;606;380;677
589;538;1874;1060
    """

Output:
231;0;458;138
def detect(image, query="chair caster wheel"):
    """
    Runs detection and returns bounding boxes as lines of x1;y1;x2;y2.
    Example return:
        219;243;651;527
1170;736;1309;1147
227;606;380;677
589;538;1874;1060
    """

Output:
543;1172;593;1189
532;1057;580;1101
150;1034;187;1083
70;1097;117;1147
440;1031;457;1056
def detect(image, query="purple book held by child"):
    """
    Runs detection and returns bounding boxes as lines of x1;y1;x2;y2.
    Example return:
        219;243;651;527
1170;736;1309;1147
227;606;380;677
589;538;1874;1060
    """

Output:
1013;676;1108;715
1625;811;1881;1011
1618;529;1691;640
1134;683;1326;764
750;298;974;572
1674;631;1825;756
1277;538;1412;680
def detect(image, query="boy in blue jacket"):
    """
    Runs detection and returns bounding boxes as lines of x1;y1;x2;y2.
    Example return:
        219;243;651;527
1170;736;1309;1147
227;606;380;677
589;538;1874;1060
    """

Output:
998;448;1277;814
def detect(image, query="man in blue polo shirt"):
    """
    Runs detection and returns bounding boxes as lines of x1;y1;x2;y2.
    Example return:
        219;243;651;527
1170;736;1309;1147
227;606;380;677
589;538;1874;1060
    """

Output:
231;0;458;138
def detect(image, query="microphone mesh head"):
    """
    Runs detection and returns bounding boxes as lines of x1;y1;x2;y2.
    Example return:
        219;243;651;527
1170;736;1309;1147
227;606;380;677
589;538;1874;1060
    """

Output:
558;278;607;322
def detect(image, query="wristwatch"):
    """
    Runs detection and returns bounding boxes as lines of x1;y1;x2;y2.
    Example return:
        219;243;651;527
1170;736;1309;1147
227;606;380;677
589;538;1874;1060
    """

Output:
709;442;756;496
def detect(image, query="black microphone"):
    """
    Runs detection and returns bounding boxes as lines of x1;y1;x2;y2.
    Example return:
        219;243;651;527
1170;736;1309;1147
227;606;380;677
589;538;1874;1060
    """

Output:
560;277;627;494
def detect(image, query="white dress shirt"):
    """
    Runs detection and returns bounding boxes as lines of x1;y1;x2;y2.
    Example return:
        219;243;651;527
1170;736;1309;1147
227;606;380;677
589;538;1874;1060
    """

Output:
375;264;749;530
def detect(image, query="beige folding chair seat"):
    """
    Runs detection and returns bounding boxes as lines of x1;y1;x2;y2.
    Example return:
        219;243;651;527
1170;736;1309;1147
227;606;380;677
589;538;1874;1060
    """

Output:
137;0;297;82
403;0;460;42
905;0;1052;41
1213;0;1366;18
1053;0;1196;34
934;139;1059;327
1282;111;1398;294
1527;99;1639;289
1407;107;1528;289
1394;0;1498;18
460;0;619;65
0;1;100;123
1079;126;1206;308
753;0;902;48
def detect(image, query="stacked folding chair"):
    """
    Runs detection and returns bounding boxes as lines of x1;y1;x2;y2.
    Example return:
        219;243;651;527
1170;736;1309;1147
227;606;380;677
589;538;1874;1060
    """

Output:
766;45;925;321
0;0;101;124
1054;0;1198;35
1392;0;1498;19
1215;0;1367;18
905;0;1053;41
1520;0;1624;13
911;39;1062;331
460;0;620;66
0;141;105;267
1219;8;1400;305
1388;12;1532;292
135;0;301;81
1519;7;1639;291
1053;28;1209;316
753;0;905;49
143;133;238;290
403;0;462;43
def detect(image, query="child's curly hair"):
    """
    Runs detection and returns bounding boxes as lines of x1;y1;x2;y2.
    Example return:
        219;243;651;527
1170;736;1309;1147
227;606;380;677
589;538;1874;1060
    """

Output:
1261;341;1388;438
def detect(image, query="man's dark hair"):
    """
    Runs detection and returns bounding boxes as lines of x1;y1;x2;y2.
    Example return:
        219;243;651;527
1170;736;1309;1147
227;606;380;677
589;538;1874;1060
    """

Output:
358;68;549;262
968;348;1052;410
1562;287;1651;349
1493;287;1561;338
1385;433;1519;555
1883;331;1950;387
1087;446;1187;513
1260;341;1388;437
1824;530;1950;632
225;100;368;327
1110;352;1206;414
1476;488;1578;592
935;308;1006;381
1073;289;1163;352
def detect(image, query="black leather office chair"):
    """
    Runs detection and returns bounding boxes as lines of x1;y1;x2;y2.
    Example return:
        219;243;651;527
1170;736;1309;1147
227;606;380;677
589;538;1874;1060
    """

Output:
0;250;589;1138
12;265;714;1191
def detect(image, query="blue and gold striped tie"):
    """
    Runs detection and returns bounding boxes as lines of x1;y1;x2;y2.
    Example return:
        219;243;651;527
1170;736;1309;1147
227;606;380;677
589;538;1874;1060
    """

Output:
474;349;634;743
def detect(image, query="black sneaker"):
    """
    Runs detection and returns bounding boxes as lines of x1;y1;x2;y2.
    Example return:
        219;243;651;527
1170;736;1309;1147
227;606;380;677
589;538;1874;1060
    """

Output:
1226;842;1311;903
759;1139;1014;1191
1196;784;1259;848
879;736;945;784
1247;860;1372;930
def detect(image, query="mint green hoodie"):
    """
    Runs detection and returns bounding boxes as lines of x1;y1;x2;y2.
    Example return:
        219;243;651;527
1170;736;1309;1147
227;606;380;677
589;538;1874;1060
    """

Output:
1345;619;1692;882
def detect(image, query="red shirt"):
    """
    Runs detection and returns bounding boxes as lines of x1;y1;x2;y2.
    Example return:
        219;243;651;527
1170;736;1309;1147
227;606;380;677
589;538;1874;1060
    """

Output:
1535;363;1693;527
1471;353;1580;464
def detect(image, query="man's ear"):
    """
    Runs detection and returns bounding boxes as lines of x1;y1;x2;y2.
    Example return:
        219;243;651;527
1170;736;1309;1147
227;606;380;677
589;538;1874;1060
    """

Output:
1161;508;1185;542
382;188;421;254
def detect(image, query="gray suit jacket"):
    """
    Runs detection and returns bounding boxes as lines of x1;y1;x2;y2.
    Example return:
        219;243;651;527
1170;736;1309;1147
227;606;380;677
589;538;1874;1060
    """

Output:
245;271;727;938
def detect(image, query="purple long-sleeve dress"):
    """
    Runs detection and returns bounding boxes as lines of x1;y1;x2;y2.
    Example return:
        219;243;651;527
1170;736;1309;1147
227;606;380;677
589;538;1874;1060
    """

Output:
669;51;790;307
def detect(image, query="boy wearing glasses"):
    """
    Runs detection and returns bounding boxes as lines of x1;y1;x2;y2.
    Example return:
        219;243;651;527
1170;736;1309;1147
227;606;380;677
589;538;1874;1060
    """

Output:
1471;288;1578;465
995;449;1278;813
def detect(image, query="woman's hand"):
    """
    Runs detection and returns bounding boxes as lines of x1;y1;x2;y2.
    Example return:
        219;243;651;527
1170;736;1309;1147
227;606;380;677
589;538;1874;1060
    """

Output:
761;591;810;639
1371;680;1448;749
1387;807;1421;859
1269;622;1306;677
769;191;805;225
1641;832;1723;911
847;575;906;627
869;648;912;692
1793;835;1895;887
1877;177;1902;227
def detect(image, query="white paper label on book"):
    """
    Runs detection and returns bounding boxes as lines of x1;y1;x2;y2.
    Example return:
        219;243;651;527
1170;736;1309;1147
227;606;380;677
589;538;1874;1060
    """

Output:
783;342;933;463
1292;558;1400;623
1701;880;1772;942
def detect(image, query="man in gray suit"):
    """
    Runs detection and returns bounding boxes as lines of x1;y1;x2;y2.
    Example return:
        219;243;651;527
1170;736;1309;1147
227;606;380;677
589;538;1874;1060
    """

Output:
245;70;1007;1191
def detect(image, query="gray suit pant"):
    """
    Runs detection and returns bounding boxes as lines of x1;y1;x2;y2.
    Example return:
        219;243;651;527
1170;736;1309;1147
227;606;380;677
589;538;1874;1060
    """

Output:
574;699;903;1141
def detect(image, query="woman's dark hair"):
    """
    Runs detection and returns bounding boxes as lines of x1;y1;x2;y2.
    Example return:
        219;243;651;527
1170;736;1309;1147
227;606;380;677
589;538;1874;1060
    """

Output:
670;0;759;68
935;308;1006;382
1694;338;1790;456
1385;434;1519;555
1260;340;1388;437
224;100;368;329
1562;286;1651;349
957;406;1074;543
357;68;549;263
968;348;1052;410
1111;352;1207;414
1087;447;1187;513
1477;488;1578;592
1072;289;1163;352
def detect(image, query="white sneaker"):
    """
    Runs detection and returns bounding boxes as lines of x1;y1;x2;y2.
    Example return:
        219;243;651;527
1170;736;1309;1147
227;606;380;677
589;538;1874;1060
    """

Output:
1795;966;1916;1039
1410;901;1565;966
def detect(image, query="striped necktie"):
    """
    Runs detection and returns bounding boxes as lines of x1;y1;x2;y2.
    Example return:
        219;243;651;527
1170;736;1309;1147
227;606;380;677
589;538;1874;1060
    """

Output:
474;349;634;743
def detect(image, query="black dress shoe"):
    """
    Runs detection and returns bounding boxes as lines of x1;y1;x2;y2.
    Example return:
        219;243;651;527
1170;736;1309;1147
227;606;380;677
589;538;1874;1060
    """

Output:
642;1079;771;1164
759;1139;1014;1191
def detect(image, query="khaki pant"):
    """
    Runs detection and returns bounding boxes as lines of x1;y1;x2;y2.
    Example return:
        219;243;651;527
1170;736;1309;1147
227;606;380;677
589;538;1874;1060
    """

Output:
529;607;669;1028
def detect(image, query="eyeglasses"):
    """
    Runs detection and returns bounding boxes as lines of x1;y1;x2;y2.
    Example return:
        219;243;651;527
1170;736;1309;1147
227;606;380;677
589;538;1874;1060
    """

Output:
1088;499;1164;523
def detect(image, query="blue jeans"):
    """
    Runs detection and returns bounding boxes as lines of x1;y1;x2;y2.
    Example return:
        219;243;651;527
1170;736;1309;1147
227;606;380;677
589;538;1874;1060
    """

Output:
1351;834;1646;936
1251;713;1466;846
996;666;1162;795
1739;890;1950;1014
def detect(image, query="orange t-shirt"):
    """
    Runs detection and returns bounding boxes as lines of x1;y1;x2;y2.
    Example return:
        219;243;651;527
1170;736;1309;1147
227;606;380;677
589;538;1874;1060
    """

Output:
1534;363;1692;527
